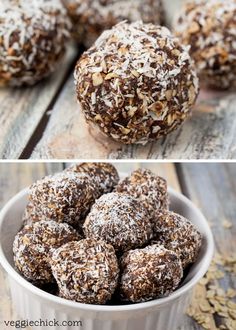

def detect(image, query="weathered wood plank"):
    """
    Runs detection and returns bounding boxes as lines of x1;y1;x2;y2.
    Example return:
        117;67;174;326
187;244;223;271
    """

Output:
178;163;236;255
0;45;78;160
178;163;236;330
31;80;236;160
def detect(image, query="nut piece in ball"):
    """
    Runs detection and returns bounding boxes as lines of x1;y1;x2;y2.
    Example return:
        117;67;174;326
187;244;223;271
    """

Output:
62;0;164;47
119;244;183;302
66;162;119;195
151;210;202;269
174;0;236;89
0;0;71;86
28;171;97;230
75;21;199;144
115;168;168;223
83;192;153;253
13;220;81;284
50;239;119;304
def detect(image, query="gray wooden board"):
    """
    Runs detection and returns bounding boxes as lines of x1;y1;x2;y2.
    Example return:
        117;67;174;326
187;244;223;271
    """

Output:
178;163;236;330
0;45;78;160
31;78;236;160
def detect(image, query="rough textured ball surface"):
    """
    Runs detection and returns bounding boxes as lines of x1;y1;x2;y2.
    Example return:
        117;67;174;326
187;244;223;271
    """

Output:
22;202;45;226
0;0;70;86
62;0;163;48
151;210;202;269
75;21;199;144
174;0;236;89
119;244;183;302
66;162;119;195
115;169;168;223
13;220;80;284
50;239;119;304
83;192;153;253
28;171;97;230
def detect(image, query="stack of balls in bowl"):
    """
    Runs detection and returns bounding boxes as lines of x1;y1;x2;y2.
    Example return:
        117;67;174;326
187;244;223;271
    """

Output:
13;163;202;305
0;0;235;143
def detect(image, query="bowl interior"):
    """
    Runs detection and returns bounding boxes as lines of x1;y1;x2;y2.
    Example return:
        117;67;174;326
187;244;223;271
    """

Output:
0;183;214;310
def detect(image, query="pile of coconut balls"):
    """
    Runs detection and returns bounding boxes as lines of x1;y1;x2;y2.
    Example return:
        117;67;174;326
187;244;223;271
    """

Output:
13;163;202;305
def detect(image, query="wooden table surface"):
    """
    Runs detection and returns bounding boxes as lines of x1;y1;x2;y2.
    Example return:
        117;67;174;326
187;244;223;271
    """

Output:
0;162;235;330
0;0;235;160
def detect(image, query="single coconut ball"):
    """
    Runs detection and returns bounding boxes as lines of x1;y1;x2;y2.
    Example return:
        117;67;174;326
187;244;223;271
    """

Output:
75;21;199;144
151;210;202;269
62;0;164;47
0;0;71;86
28;171;98;230
115;168;169;223
174;0;236;90
50;239;119;304
119;244;183;302
83;192;153;253
13;220;81;284
65;162;119;195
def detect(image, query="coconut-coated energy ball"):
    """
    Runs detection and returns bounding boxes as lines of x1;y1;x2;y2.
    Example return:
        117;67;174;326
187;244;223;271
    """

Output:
83;192;153;253
28;171;97;230
119;244;183;302
50;239;119;304
151;210;202;269
174;0;236;90
62;0;163;48
0;0;71;86
66;162;119;195
75;21;199;144
13;220;81;284
115;169;168;223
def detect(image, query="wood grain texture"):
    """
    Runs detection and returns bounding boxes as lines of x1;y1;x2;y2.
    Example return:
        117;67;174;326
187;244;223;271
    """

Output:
0;45;78;160
178;163;236;330
31;80;236;160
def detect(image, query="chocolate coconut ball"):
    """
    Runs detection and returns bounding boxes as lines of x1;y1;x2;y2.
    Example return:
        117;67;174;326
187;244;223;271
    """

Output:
22;202;46;226
119;244;183;302
66;162;119;195
50;239;119;304
83;192;153;253
28;171;97;230
174;0;236;89
0;0;70;86
115;169;168;223
13;220;81;284
151;210;202;269
62;0;163;48
75;21;199;144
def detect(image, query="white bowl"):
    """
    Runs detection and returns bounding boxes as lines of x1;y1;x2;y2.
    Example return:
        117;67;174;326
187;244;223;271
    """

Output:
0;184;214;330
